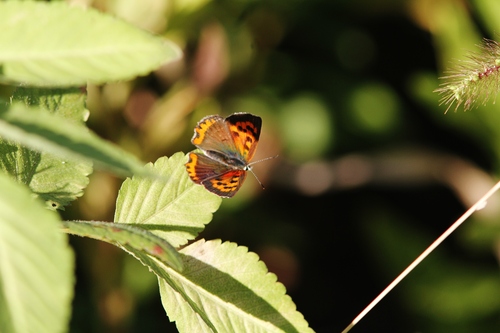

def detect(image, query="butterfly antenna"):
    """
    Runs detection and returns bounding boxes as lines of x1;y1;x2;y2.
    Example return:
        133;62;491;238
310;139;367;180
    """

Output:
247;154;279;190
248;154;279;167
247;167;266;189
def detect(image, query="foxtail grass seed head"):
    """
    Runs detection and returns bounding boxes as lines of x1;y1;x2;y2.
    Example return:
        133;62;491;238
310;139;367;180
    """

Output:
435;39;500;113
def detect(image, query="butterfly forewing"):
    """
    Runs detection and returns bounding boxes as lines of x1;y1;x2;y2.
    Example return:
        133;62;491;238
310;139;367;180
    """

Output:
226;113;262;162
191;115;240;160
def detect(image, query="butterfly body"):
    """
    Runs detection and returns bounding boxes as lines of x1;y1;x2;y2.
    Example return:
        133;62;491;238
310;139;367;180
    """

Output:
185;113;262;197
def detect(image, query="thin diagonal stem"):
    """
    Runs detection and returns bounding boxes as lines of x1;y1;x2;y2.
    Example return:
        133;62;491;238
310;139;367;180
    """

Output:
341;179;500;333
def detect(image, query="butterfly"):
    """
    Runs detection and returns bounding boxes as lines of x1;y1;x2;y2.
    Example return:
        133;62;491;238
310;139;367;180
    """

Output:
185;112;274;198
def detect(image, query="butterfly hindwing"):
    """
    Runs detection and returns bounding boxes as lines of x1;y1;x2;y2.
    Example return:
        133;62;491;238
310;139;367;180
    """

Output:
203;170;246;198
185;152;229;184
186;152;246;197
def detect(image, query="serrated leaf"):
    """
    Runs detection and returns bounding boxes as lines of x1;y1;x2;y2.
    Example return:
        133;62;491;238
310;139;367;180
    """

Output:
114;152;222;248
0;173;74;333
0;1;181;86
0;87;92;210
135;239;314;333
62;220;183;272
29;153;92;210
0;102;147;177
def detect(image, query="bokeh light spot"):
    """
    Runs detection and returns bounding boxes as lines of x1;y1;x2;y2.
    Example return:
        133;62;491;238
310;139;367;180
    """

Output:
349;83;400;134
280;94;333;161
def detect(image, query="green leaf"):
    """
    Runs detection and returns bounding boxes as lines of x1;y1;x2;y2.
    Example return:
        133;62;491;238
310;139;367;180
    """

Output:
0;87;92;210
0;1;181;86
0;101;147;177
12;87;90;123
0;136;40;186
114;152;222;248
62;220;183;272
29;152;92;210
137;239;315;333
0;173;74;333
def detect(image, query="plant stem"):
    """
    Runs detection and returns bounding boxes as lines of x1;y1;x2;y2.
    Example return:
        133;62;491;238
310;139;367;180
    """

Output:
341;179;500;333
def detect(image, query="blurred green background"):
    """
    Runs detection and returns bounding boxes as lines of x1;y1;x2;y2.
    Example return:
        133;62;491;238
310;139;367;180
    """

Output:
64;0;500;332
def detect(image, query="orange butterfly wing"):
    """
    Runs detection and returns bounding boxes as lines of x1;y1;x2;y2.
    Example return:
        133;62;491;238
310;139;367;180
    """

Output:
225;113;261;162
185;152;246;197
